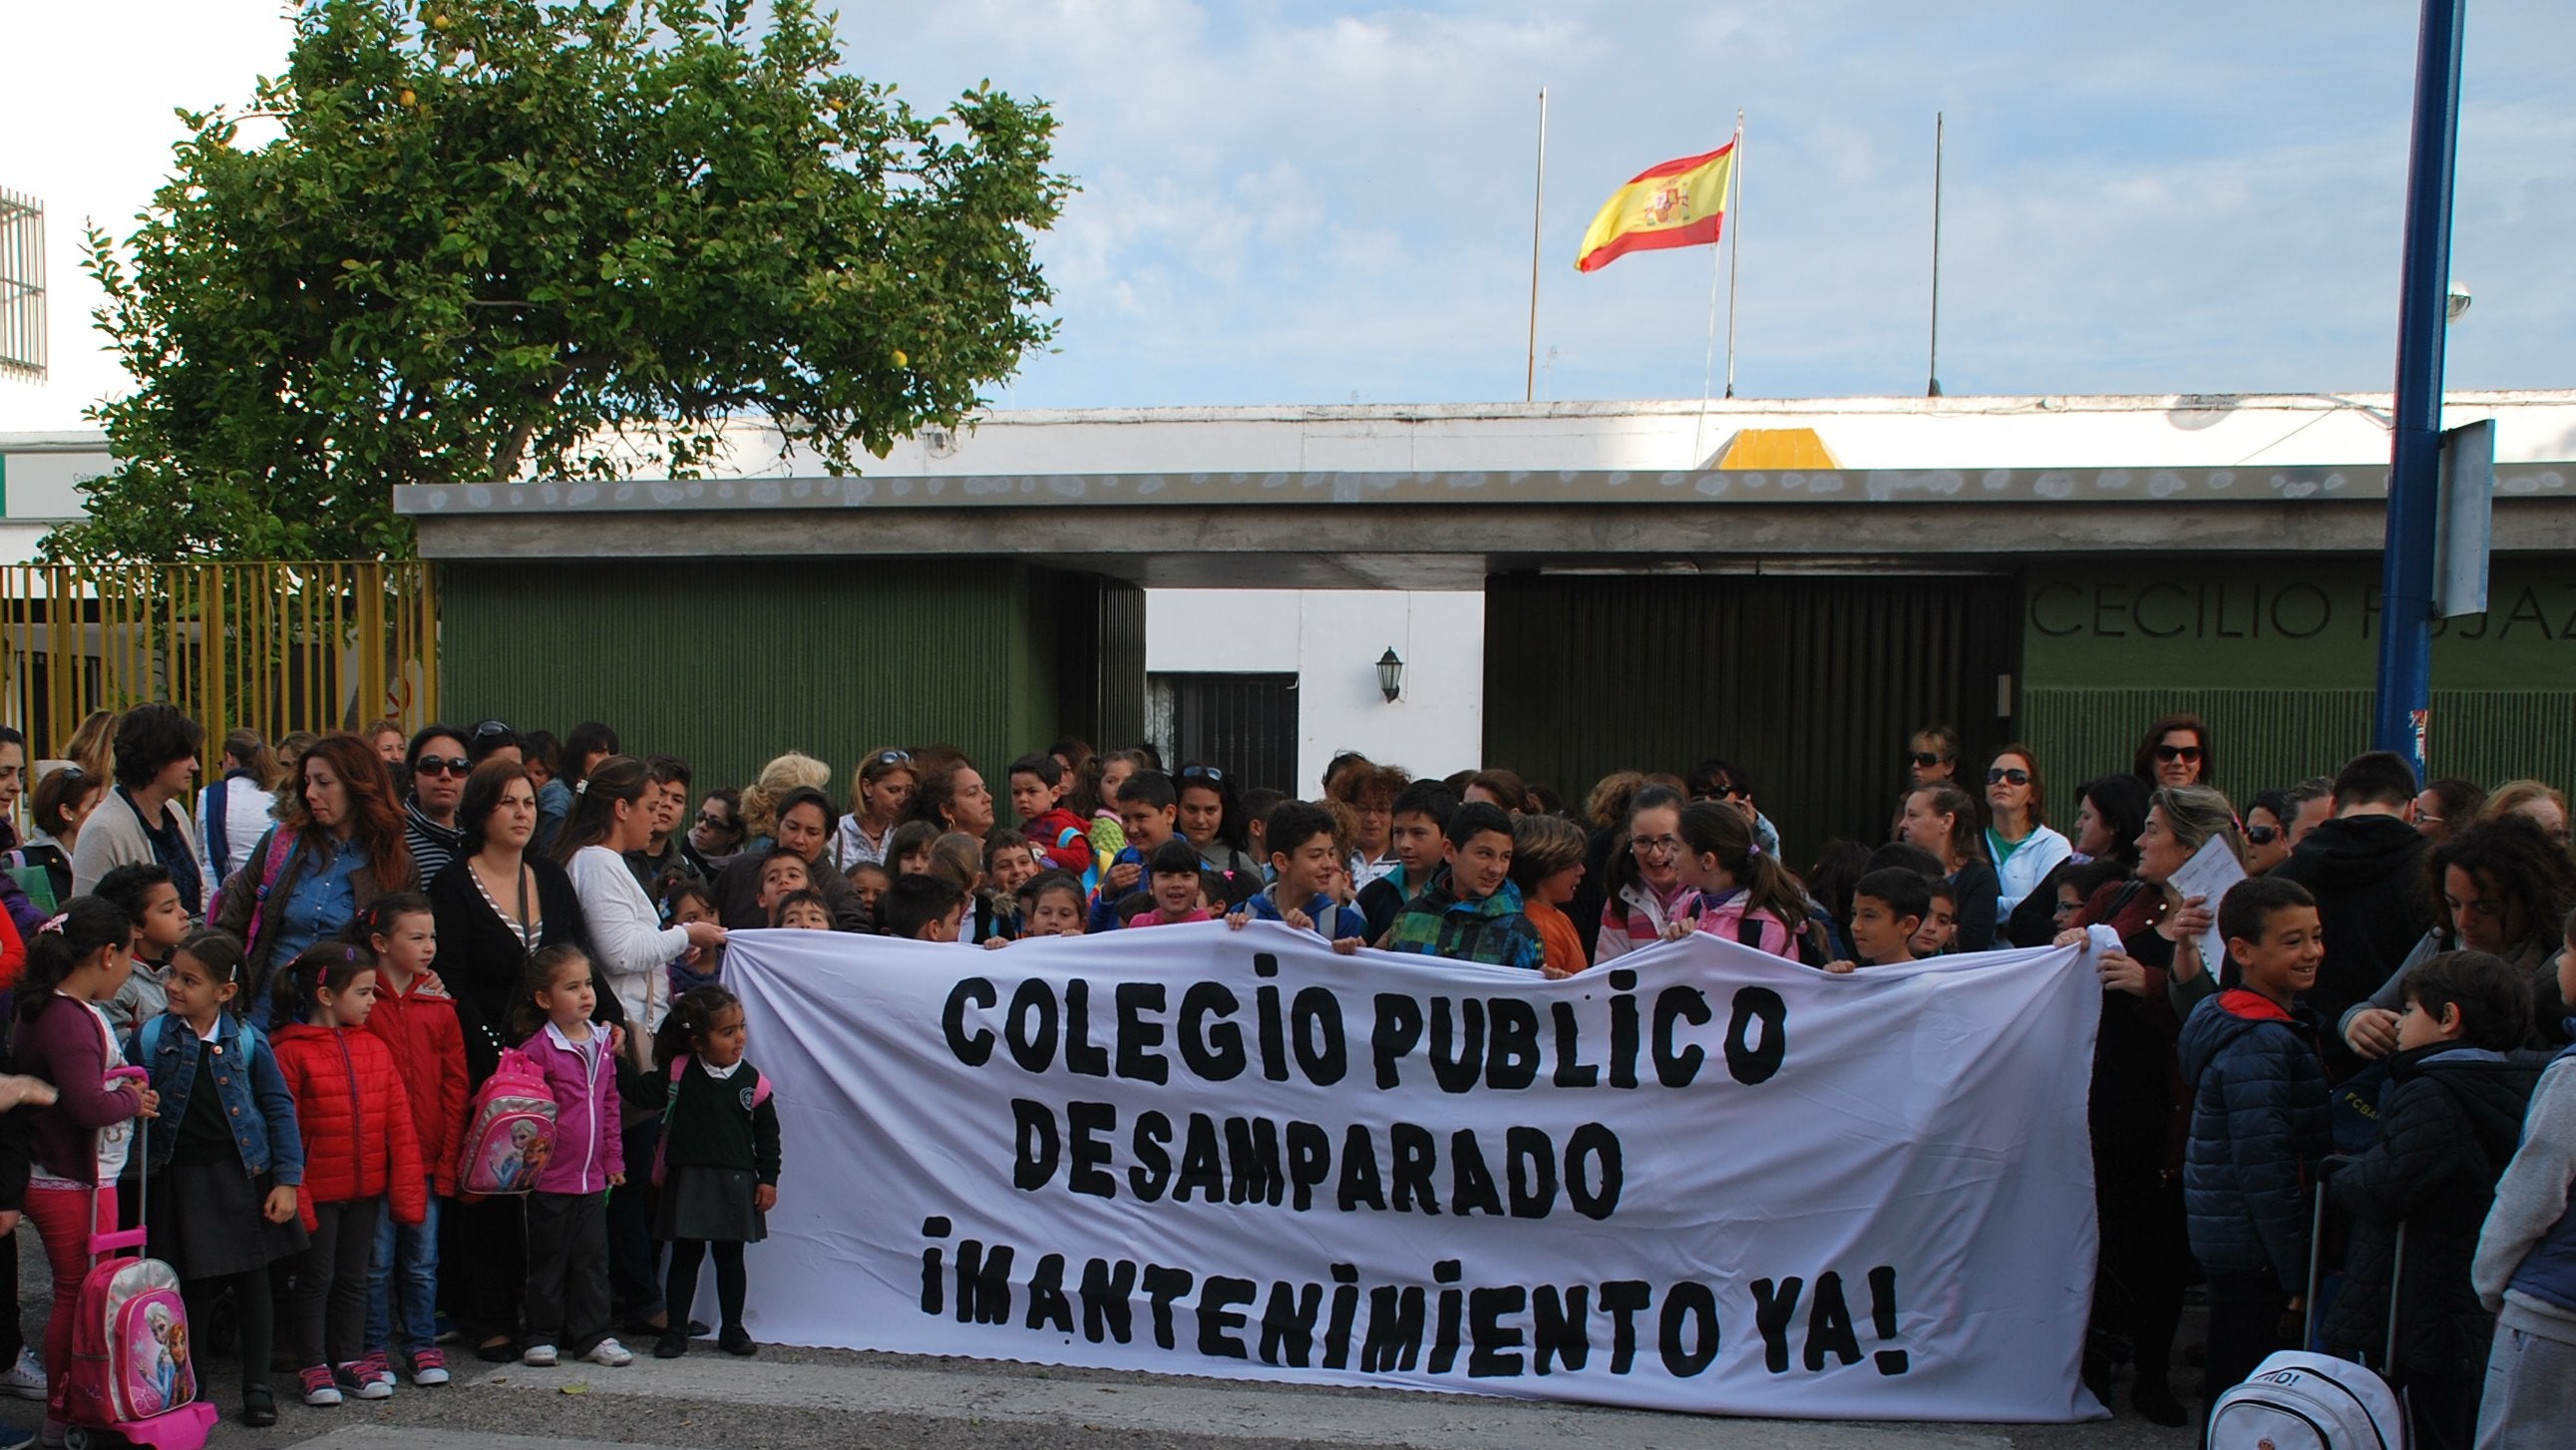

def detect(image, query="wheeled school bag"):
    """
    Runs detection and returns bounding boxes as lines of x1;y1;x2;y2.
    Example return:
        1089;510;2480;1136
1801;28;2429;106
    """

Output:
2205;1201;2410;1449
456;1045;559;1199
58;1066;216;1450
2206;1352;2405;1450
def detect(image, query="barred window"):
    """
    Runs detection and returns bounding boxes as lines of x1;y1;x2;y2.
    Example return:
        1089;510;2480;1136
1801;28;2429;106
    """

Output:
0;188;44;381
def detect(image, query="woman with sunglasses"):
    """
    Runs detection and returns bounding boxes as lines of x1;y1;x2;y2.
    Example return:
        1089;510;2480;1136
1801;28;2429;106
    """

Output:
2131;713;2213;791
1984;746;2070;918
1898;783;1999;951
401;725;477;884
833;749;918;872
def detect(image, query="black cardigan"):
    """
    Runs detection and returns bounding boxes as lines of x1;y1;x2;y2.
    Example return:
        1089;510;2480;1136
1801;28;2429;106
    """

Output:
427;854;606;1081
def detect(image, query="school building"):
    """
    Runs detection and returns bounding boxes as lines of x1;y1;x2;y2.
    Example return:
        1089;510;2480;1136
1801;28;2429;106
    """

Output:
8;387;2574;862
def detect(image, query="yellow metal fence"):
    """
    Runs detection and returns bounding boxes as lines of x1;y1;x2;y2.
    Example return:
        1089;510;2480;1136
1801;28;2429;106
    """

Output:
0;561;438;767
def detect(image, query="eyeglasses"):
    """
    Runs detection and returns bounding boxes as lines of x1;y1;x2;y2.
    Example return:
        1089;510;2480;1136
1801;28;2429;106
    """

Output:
2243;825;2280;846
873;751;914;766
2153;744;2204;763
471;719;514;741
2450;895;2509;919
1986;768;2030;786
1632;834;1683;857
1907;752;1949;768
696;810;740;833
1181;766;1226;784
413;756;471;779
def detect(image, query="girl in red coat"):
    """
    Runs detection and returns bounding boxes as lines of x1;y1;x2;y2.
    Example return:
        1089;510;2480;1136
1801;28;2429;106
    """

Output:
270;942;426;1408
353;893;466;1390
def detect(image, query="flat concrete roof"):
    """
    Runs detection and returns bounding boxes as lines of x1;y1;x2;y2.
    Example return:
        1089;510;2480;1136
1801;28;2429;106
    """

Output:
397;461;2576;589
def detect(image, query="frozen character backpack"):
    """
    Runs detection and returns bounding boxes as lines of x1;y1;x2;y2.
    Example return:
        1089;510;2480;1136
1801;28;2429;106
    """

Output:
59;1066;216;1449
456;1046;559;1200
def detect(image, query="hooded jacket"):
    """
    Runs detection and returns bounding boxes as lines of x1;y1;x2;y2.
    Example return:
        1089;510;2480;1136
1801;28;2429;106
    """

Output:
520;1019;624;1196
2323;1042;2541;1376
270;1021;427;1232
2179;988;2332;1291
2475;1042;2576;1343
2270;814;2431;1058
364;972;471;1197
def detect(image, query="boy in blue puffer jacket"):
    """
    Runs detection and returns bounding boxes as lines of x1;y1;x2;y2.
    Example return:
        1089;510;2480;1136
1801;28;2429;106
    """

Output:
2471;907;2576;1447
2178;876;2332;1414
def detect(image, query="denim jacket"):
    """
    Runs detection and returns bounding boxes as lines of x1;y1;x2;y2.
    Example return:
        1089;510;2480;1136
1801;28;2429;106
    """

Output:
125;1013;306;1185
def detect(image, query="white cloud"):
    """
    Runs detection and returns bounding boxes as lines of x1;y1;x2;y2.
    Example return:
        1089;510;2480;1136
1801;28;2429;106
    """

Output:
6;0;2571;435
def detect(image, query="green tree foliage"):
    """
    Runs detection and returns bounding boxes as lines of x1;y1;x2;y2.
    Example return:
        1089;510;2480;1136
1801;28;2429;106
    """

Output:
55;0;1068;560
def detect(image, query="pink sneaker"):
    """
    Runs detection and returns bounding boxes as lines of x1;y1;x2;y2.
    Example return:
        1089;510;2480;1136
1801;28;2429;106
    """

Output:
411;1346;451;1387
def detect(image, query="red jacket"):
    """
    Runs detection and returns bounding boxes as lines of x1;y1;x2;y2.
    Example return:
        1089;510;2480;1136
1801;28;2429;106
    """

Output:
1023;807;1092;875
272;1021;427;1232
363;972;470;1197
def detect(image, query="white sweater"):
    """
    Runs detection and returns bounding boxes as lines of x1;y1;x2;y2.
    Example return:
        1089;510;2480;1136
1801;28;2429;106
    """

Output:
1989;824;2073;916
566;845;679;1041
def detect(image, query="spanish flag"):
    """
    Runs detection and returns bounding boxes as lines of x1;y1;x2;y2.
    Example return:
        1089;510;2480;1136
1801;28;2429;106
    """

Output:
1574;142;1734;273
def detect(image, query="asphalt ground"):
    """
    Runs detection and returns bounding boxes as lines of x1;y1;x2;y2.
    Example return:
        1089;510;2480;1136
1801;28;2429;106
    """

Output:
0;1228;2204;1450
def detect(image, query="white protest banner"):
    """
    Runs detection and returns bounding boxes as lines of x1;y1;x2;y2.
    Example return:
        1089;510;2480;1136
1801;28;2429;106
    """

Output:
725;923;2106;1422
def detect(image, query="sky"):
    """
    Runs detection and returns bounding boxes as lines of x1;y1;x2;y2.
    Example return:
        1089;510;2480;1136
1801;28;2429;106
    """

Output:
2;0;2570;435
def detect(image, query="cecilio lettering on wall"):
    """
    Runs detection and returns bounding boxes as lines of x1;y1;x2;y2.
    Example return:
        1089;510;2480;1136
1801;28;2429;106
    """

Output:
2027;580;2576;643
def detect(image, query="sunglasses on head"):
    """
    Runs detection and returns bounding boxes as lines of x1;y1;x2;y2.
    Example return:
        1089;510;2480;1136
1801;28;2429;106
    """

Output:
1987;768;2029;786
1907;752;1949;769
412;755;471;779
874;750;914;766
1181;766;1226;784
2244;824;2281;845
2153;744;2203;763
472;719;514;740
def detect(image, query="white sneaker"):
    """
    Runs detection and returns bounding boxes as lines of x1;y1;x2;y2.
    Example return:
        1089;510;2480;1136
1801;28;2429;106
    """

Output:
583;1337;633;1367
0;1346;43;1401
521;1342;558;1367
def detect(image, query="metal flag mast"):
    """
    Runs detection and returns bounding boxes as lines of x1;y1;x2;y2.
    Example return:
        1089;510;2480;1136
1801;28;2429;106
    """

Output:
1928;112;1945;397
1525;87;1549;403
1703;111;1743;404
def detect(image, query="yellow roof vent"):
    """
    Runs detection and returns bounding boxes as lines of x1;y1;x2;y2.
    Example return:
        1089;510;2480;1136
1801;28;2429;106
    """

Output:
1713;427;1839;471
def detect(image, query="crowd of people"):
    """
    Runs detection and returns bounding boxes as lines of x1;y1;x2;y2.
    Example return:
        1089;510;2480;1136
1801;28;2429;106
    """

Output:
0;704;2564;1447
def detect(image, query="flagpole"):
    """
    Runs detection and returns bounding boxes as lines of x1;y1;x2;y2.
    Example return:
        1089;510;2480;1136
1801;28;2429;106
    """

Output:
1526;87;1548;403
1723;110;1744;399
1928;111;1945;397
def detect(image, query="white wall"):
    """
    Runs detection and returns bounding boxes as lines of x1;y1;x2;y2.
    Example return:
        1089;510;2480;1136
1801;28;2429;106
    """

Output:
1146;588;1484;794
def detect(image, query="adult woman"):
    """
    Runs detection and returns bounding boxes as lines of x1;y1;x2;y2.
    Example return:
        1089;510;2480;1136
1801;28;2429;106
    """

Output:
557;757;721;1055
2240;790;2293;877
427;757;602;1361
2131;713;2212;790
1596;786;1692;962
2070;775;2151;871
1462;770;1532;818
833;749;917;871
24;766;105;905
911;761;996;837
2341;816;2576;1058
2058;784;2243;1426
737;752;832;854
1176;764;1264;879
1898;783;1998;951
2480;779;2571;845
681;787;745;882
212;732;417;1023
70;703;209;908
714;786;869;931
195;728;282;881
1686;758;1784;858
62;710;118;783
1904;726;1960;788
401;724;477;885
2412;776;2485;846
1984;745;2071;918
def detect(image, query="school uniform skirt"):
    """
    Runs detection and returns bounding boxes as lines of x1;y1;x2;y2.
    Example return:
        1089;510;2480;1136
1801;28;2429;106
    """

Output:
148;1162;309;1280
652;1165;765;1245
